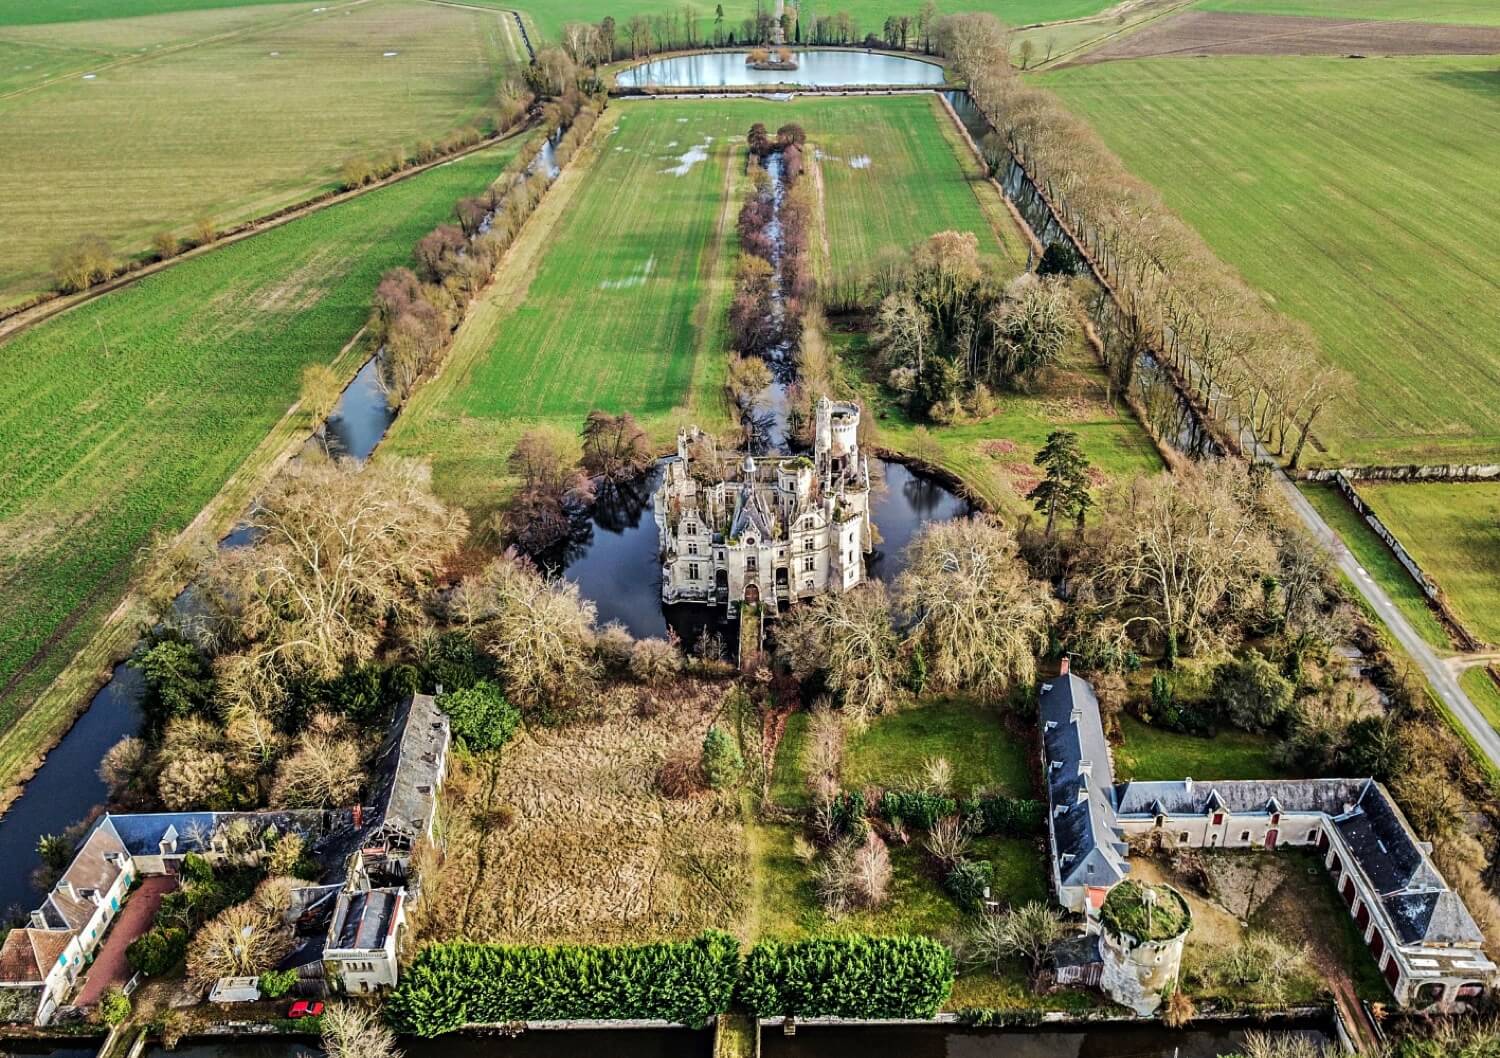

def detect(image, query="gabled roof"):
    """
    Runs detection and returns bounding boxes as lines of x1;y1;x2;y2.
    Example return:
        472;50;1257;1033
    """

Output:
368;695;448;844
327;889;401;951
730;482;775;541
0;928;70;984
42;819;129;931
1041;672;1128;891
1112;778;1368;818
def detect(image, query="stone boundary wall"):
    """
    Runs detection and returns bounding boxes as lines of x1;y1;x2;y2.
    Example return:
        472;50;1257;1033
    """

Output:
1304;464;1500;483
1329;473;1484;650
1330;473;1440;601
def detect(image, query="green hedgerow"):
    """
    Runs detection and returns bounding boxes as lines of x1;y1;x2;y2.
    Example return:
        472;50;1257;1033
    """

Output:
385;931;741;1035
257;968;299;999
878;790;957;831
738;936;954;1019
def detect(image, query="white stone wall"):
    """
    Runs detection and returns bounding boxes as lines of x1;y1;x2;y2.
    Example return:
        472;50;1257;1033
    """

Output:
1118;811;1323;851
1098;927;1186;1016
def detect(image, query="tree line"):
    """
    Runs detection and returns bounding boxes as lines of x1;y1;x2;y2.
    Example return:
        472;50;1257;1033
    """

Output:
948;14;1343;467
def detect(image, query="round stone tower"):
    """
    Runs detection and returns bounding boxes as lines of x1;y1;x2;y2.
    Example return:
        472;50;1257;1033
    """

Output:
1096;881;1192;1016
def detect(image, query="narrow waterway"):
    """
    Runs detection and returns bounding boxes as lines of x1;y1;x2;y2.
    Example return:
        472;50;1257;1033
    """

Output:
0;129;579;915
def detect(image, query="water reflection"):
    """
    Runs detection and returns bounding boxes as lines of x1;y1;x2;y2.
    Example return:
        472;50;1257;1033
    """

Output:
615;49;945;89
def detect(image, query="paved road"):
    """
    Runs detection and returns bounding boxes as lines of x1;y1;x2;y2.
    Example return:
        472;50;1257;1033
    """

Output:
1245;431;1500;774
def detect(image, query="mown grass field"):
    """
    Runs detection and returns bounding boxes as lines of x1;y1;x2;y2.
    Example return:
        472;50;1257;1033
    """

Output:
1358;482;1500;647
0;140;523;743
1042;57;1500;467
0;0;524;307
1196;0;1500;24
465;0;1115;46
1114;715;1296;780
387;94;1030;510
0;0;297;24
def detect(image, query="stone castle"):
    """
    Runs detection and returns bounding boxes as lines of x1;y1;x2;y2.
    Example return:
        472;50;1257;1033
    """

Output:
653;397;871;611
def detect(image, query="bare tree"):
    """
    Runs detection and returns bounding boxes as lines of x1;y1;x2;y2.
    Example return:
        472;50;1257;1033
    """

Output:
270;713;362;808
186;878;298;982
897;517;1057;696
778;583;903;722
323;1003;403;1058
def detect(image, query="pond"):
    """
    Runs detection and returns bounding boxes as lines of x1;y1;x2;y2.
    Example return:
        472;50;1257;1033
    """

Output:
614;49;944;89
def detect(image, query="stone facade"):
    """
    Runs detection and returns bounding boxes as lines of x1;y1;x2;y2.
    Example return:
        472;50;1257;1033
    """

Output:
1095;883;1191;1015
654;398;871;611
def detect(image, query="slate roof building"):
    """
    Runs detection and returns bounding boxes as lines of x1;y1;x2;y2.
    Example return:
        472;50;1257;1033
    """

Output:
654;398;872;611
0;695;450;1022
1040;663;1496;1011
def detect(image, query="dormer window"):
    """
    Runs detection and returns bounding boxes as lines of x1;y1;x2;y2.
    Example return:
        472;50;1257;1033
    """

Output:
1212;812;1224;826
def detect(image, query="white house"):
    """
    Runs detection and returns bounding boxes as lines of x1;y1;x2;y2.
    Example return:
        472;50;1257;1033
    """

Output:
323;888;405;994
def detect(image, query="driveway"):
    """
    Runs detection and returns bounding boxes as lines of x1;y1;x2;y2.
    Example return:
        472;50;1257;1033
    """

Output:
74;874;177;1008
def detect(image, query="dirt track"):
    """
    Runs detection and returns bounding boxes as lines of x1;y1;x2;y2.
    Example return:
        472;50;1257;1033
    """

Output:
1073;10;1500;62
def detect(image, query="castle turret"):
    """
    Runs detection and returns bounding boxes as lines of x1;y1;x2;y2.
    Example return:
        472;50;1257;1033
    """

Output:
1096;882;1191;1015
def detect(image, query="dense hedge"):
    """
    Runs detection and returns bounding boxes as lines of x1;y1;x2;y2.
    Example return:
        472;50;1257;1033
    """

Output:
878;790;957;830
962;795;1044;837
385;931;740;1035
738;936;955;1019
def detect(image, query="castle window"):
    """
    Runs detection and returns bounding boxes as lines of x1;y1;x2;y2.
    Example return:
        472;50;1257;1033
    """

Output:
688;541;699;556
803;556;814;572
804;579;814;590
804;538;814;551
1179;832;1189;844
688;563;700;580
1240;830;1250;842
746;555;758;572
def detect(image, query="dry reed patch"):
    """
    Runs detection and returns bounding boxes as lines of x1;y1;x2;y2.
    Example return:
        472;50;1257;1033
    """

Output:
411;677;748;946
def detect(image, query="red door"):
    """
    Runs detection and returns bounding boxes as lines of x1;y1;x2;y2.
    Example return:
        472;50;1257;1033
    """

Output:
1264;829;1278;850
1355;901;1370;933
1342;876;1356;907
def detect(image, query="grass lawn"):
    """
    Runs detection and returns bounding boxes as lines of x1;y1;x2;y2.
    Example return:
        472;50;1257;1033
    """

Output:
1041;56;1500;466
1357;482;1500;648
0;0;525;306
1196;0;1500;24
0;0;302;24
1297;483;1452;653
1114;715;1296;781
386;94;1030;513
836;328;1164;518
460;0;1116;46
0;139;524;762
842;696;1032;797
1460;667;1500;733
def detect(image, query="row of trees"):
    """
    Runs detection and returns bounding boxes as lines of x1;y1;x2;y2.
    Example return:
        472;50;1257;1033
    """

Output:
948;14;1342;466
872;230;1079;421
370;91;600;408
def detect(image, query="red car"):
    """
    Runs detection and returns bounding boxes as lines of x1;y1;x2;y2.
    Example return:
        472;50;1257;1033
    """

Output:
288;1000;325;1019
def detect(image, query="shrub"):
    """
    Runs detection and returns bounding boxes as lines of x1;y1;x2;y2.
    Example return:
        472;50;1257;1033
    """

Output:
944;858;993;912
438;681;521;752
815;833;891;914
701;726;744;790
878;790;957;830
738;936;955;1019
98;987;130;1026
421;631;493;692
656;751;706;799
53;234;115;293
829;790;868;838
630;637;683;686
152;230;180;260
962;795;1044;837
257;968;299;999
384;931;741;1035
127;926;186;976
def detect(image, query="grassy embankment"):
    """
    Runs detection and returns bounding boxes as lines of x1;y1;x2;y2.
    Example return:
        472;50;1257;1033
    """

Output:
1042;56;1500;468
0;0;526;307
1358;482;1500;648
0;139;526;794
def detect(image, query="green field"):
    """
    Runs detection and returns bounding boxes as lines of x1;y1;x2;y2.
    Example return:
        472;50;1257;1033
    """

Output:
0;0;298;24
1297;482;1452;652
1196;0;1500;24
0;0;524;306
1460;667;1500;732
1115;715;1297;780
0;140;524;739
1359;482;1500;647
1042;57;1500;466
482;0;1116;45
387;94;1035;508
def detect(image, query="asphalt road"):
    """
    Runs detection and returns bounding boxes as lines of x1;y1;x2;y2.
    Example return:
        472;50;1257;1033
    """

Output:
1247;432;1500;774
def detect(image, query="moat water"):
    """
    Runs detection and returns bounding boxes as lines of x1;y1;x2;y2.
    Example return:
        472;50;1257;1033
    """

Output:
614;49;945;89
